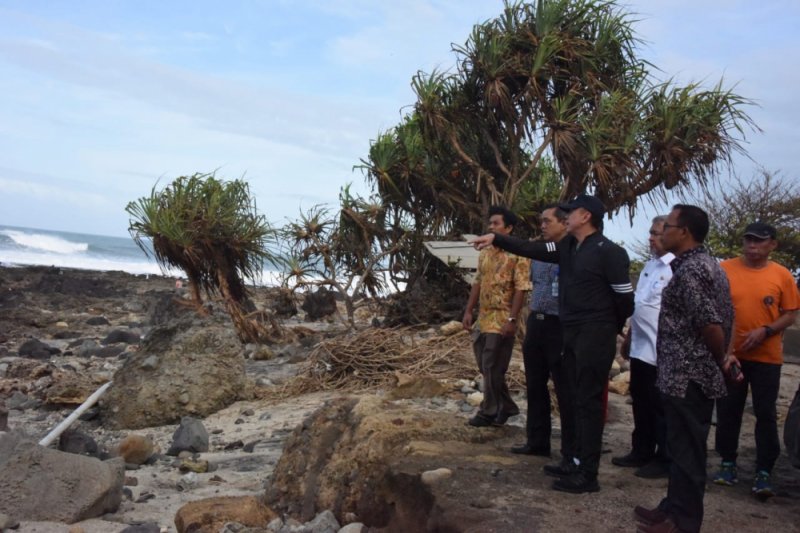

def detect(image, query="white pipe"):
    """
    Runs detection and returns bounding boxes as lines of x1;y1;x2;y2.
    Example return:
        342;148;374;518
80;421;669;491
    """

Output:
38;381;113;447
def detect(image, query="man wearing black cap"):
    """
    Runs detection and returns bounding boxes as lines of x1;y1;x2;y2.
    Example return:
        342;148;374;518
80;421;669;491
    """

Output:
713;222;800;499
470;194;634;493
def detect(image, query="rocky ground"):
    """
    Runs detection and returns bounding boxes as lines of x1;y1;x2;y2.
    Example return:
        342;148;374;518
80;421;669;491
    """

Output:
1;265;799;533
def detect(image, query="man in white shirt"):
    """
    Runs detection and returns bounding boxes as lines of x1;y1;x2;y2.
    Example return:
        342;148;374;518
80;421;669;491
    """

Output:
613;216;674;478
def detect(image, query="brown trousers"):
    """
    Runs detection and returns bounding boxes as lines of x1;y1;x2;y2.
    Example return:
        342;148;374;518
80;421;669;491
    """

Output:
473;332;518;418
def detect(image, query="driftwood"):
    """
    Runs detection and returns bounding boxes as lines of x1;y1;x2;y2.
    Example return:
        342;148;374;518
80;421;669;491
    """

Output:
260;326;527;401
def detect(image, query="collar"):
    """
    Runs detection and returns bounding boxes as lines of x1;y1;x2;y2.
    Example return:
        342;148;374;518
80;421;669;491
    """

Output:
656;252;675;266
670;245;706;271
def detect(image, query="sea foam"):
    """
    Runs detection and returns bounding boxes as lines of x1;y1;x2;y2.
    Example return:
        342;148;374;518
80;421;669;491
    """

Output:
1;229;89;254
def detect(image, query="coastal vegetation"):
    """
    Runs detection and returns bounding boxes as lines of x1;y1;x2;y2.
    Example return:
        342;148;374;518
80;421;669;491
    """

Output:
126;172;278;343
697;170;800;277
358;0;757;299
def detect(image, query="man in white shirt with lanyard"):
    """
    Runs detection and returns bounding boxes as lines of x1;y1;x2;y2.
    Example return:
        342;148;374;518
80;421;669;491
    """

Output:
613;215;674;478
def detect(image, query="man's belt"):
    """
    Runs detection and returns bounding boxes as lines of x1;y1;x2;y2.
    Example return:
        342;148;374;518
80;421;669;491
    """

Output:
531;312;558;320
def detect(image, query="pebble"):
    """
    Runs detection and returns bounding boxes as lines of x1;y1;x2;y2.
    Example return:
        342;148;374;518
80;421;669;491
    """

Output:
459;402;473;413
466;391;484;407
240;408;255;416
135;492;156;503
176;472;198;492
421;467;452;485
461;384;476;394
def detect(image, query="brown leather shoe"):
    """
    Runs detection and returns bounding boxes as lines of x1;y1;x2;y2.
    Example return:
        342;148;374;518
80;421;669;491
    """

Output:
636;516;683;533
633;505;668;526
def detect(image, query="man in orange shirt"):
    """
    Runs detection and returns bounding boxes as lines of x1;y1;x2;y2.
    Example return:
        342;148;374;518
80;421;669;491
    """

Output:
714;222;800;499
463;206;531;427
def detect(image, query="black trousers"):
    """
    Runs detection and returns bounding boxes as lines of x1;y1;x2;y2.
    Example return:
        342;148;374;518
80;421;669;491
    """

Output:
715;359;782;472
630;358;668;462
561;322;617;477
522;312;576;458
473;332;518;418
660;382;713;533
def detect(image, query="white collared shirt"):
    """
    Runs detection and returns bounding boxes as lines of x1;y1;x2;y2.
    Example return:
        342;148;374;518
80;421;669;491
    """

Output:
630;252;675;365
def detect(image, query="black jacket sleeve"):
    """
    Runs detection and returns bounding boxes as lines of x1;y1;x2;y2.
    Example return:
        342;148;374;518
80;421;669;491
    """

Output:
493;233;560;263
603;244;635;333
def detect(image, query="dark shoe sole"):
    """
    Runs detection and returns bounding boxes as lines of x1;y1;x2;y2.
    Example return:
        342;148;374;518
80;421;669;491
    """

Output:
612;455;649;468
543;464;578;478
468;416;492;427
510;445;551;456
552;478;600;494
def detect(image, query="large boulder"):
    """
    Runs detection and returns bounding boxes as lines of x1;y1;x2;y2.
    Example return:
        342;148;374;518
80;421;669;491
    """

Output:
0;432;123;523
265;397;540;532
100;317;246;429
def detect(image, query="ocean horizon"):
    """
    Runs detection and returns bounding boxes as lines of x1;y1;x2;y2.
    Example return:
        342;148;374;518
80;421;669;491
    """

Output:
0;224;286;285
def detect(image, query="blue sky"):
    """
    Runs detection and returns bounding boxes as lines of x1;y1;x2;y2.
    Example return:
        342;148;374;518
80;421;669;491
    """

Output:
0;1;798;244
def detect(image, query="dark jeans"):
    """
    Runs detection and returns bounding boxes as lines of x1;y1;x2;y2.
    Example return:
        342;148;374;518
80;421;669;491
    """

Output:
561;321;617;477
659;382;713;533
715;359;782;472
630;358;669;462
473;332;518;418
522;313;576;458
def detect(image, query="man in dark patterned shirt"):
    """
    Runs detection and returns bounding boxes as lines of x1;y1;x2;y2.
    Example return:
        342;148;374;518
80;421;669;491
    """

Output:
635;205;741;533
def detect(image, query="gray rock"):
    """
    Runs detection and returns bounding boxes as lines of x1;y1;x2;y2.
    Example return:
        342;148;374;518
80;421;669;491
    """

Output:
100;317;246;429
17;338;60;359
302;510;340;533
266;517;284;532
5;391;37;411
58;429;100;457
139;355;159;370
0;432;123;523
0;362;8;378
101;329;141;346
0;406;7;431
120;523;161;533
167;417;209;456
93;344;125;358
86;316;111;326
77;339;99;358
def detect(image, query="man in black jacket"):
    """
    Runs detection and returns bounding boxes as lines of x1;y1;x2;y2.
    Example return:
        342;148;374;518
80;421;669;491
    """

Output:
470;194;634;493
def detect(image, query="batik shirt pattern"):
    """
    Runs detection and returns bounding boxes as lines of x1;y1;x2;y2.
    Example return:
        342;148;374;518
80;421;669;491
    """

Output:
475;246;532;334
656;246;733;399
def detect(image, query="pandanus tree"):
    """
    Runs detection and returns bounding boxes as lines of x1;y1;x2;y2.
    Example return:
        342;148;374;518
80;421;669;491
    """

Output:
281;186;406;327
360;0;757;290
126;173;278;343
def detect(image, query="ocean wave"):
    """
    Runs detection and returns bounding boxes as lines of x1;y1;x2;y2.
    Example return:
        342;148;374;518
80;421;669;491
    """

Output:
0;229;89;255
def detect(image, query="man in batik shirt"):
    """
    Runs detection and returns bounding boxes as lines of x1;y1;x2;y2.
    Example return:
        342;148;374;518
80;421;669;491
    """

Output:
635;204;740;533
462;206;531;427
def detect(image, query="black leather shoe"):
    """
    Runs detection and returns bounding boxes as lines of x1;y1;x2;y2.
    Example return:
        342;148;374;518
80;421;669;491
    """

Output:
543;458;579;478
510;443;551;457
633;505;668;526
635;461;670;479
552;471;600;493
612;452;649;468
491;410;519;426
468;415;492;427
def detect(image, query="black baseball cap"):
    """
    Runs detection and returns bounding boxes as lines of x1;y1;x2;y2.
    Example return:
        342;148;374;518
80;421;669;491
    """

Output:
558;194;605;219
743;222;777;240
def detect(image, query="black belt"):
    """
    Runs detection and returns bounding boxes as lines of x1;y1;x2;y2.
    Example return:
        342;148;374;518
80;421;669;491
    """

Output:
531;312;558;320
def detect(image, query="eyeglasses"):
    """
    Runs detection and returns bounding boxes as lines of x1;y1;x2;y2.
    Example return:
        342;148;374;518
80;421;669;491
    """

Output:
662;223;685;231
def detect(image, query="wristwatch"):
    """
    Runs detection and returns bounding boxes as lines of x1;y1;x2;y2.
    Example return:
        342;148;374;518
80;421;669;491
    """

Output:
507;317;517;323
763;325;776;337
